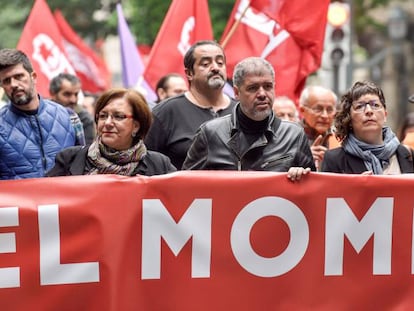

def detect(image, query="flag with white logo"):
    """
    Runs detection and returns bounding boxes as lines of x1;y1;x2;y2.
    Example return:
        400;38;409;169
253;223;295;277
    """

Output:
54;10;111;94
143;0;213;90
221;0;329;102
16;0;76;97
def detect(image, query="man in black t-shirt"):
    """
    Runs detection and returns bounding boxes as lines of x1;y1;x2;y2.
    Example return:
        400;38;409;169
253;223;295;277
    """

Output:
145;40;236;169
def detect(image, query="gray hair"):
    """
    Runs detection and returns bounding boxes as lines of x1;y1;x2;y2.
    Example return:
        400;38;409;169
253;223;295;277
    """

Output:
233;57;275;88
49;73;81;95
299;85;337;107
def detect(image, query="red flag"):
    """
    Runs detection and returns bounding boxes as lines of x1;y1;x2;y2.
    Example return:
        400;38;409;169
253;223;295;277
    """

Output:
54;10;111;94
143;0;213;90
16;0;76;97
221;0;330;102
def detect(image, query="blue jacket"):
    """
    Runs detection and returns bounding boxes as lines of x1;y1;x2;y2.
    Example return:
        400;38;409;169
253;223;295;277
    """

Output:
0;97;76;179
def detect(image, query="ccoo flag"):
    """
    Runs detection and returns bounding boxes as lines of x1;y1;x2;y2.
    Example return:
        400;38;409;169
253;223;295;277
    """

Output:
143;0;213;90
16;0;76;97
54;10;111;94
221;0;330;102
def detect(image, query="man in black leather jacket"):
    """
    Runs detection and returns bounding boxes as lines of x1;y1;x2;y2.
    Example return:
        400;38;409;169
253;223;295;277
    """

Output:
182;57;315;180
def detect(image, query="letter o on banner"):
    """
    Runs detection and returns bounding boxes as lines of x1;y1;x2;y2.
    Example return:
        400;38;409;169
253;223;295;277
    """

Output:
231;196;309;277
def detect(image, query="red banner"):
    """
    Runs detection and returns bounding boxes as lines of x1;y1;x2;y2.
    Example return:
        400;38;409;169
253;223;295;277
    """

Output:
1;172;414;310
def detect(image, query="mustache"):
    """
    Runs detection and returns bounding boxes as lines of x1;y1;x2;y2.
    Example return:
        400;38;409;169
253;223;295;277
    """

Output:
11;88;25;96
207;72;225;80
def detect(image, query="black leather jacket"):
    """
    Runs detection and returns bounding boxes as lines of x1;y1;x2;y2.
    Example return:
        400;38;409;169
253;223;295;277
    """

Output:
183;105;316;171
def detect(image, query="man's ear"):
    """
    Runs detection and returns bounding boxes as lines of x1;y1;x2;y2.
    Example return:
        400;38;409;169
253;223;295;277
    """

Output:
31;71;37;84
156;88;166;101
233;86;240;100
184;68;193;82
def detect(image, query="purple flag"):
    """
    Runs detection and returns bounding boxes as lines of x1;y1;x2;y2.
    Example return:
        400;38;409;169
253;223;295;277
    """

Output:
116;3;157;103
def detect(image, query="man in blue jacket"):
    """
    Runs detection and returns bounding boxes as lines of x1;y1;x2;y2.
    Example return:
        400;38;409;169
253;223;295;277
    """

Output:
0;48;76;179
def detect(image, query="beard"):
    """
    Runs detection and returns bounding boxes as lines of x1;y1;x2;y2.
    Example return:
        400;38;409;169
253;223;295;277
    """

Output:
10;85;34;107
207;73;225;90
242;103;272;121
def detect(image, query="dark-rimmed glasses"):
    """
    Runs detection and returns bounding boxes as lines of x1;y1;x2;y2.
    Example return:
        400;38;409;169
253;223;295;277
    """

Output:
351;100;383;113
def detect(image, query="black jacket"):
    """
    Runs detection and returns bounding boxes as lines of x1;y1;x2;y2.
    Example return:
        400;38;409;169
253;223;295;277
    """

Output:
144;94;237;169
321;145;414;174
183;106;315;171
46;145;177;176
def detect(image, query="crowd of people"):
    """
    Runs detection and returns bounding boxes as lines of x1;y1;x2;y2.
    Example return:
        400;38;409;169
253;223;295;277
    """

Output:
0;40;413;181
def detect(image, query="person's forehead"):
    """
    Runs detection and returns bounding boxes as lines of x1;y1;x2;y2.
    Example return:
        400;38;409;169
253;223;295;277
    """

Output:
308;92;335;106
194;44;224;58
243;73;273;84
102;97;131;110
167;76;186;86
60;79;81;91
275;103;296;111
0;63;26;77
354;93;380;101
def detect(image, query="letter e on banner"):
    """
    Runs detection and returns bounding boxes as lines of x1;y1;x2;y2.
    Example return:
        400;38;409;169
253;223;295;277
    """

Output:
0;207;20;289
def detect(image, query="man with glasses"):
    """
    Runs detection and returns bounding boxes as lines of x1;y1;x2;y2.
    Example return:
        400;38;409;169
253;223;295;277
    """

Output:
0;48;76;179
299;85;340;170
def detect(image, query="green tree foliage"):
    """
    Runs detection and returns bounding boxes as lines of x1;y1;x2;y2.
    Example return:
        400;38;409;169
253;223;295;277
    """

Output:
0;0;396;52
0;3;30;49
126;0;235;45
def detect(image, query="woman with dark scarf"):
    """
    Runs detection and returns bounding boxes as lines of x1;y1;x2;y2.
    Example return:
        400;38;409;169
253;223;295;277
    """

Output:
47;88;176;176
321;81;414;175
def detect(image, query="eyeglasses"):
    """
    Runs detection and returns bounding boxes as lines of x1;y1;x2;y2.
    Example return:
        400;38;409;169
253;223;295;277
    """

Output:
351;100;384;113
303;106;335;115
97;112;134;122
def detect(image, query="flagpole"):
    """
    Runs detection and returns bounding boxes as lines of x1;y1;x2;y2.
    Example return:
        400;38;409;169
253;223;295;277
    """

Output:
220;1;250;48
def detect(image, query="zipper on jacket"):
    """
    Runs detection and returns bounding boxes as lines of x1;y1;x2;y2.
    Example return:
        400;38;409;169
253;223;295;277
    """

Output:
260;154;292;169
35;115;47;170
238;160;242;171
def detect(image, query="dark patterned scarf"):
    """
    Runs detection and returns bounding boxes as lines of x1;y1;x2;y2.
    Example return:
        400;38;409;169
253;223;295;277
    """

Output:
87;137;147;176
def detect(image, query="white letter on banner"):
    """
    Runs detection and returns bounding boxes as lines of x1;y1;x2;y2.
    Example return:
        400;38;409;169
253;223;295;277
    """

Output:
0;207;20;288
231;197;309;277
142;199;212;279
38;204;99;285
325;198;393;276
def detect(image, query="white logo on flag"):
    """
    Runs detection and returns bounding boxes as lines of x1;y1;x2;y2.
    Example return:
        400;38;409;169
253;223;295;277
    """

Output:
236;0;290;58
177;17;195;56
32;34;75;79
62;40;106;88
